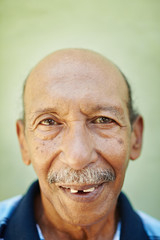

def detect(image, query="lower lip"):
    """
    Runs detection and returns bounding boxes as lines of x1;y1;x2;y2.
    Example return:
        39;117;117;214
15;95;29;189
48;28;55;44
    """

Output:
59;184;105;203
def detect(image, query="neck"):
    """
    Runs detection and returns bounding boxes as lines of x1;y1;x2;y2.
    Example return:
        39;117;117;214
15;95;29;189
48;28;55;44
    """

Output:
34;193;119;240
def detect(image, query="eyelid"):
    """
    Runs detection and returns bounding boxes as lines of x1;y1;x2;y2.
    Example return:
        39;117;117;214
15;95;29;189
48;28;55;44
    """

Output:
40;119;58;125
35;114;60;126
90;116;115;123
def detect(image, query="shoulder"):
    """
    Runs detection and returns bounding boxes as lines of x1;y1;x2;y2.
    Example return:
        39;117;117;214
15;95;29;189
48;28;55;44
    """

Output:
0;196;22;223
137;211;160;238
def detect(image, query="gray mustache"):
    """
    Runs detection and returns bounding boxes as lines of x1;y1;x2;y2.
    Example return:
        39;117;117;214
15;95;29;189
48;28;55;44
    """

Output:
48;167;115;185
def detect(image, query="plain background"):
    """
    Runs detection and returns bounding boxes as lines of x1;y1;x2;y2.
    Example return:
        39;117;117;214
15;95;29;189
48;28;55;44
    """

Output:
0;0;160;219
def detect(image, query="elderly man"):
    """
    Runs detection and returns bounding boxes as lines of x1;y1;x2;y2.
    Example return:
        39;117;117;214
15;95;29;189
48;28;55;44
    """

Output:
0;49;160;240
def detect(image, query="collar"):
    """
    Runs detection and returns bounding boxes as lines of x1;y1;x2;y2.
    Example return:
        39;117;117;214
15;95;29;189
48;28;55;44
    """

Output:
118;193;149;240
4;181;40;240
4;181;149;240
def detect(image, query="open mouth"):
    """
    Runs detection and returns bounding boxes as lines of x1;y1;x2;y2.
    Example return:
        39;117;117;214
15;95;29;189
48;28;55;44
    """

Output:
60;186;96;194
58;183;105;202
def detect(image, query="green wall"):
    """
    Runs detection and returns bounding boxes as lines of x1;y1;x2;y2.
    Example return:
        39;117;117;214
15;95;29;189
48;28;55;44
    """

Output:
0;0;160;219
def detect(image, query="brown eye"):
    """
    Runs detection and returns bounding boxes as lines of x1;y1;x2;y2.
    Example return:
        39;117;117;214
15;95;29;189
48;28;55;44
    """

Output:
40;119;58;126
93;117;114;124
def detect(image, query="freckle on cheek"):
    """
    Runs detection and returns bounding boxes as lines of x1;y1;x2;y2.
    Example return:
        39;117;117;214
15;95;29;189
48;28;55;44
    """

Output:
117;138;124;145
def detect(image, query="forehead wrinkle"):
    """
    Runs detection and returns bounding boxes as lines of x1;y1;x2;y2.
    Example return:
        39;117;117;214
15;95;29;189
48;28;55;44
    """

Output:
24;49;130;124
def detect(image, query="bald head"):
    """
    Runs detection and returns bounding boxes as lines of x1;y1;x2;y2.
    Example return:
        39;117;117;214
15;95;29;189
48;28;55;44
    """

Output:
22;48;137;125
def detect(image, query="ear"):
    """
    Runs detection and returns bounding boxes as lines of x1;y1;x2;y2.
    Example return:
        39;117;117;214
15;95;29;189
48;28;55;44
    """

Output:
130;115;144;160
16;120;31;166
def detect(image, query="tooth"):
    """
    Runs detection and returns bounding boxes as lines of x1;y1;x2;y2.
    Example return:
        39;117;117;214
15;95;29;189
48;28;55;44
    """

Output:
70;189;78;193
83;187;95;193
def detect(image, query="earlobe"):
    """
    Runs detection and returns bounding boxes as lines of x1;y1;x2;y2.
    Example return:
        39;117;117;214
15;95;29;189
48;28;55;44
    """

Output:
16;120;31;166
130;115;144;160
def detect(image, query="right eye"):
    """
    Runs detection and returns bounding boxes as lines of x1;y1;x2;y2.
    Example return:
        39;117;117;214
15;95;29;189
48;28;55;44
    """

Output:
39;119;59;126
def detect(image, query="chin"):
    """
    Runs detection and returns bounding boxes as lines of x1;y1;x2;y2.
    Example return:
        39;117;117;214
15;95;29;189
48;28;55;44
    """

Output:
59;206;108;227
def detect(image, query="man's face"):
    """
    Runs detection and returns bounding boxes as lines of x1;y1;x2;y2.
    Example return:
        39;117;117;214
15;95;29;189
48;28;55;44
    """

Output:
17;51;141;226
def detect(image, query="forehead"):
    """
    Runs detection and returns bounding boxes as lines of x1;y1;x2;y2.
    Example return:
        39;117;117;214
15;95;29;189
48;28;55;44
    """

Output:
24;51;129;117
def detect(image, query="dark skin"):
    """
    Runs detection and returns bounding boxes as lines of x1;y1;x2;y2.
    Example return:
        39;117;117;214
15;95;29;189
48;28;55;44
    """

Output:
16;49;143;239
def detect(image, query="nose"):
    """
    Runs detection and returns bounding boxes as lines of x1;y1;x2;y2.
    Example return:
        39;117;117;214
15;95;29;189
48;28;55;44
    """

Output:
59;122;97;170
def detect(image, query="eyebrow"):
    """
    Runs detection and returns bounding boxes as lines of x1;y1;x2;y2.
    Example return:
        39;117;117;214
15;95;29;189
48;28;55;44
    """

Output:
89;105;122;113
32;108;58;115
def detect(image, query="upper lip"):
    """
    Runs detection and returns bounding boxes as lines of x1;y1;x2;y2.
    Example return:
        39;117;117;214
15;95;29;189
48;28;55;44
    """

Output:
56;183;103;191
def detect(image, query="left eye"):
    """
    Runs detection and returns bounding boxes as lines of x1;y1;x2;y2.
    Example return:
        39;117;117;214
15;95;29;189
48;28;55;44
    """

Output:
92;117;114;124
39;119;58;126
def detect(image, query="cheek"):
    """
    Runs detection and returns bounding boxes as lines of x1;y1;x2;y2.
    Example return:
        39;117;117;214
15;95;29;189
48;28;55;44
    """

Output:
95;135;130;171
27;136;61;176
96;136;131;194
